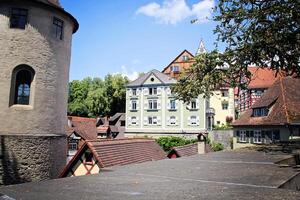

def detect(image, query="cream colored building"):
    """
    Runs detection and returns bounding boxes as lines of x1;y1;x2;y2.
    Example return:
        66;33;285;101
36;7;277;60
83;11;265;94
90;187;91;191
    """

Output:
208;88;235;127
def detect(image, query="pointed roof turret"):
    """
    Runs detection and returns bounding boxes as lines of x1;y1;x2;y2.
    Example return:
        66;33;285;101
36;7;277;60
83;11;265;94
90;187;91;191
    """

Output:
196;40;207;55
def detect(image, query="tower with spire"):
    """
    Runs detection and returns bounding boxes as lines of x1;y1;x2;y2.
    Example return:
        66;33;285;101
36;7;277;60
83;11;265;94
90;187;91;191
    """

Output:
196;39;207;55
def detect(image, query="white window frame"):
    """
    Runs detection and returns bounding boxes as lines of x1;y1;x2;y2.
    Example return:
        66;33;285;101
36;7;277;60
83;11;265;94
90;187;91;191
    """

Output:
182;55;189;61
68;142;77;151
239;130;247;143
131;116;137;125
148;99;158;110
132;89;137;96
222;102;229;110
131;100;137;111
172;65;180;72
191;100;197;109
253;130;262;144
190;116;197;125
149;87;157;95
170;99;176;110
170;116;176;125
148;116;157;125
221;90;229;97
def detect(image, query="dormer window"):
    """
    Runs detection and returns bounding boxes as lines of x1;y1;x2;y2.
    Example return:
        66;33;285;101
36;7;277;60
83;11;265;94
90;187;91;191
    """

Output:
253;107;268;117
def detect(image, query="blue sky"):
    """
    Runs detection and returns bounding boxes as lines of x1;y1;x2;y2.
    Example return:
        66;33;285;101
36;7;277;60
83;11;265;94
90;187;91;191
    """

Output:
60;0;219;81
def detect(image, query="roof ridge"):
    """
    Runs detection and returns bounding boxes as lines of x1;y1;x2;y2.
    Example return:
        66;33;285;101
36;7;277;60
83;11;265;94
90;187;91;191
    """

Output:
162;50;195;73
279;77;290;124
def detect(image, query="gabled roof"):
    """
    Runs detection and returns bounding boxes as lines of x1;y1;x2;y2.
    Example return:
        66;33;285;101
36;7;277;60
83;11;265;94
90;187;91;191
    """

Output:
60;139;166;177
67;116;97;140
167;143;198;158
247;67;278;89
162;50;195;73
127;69;176;87
233;77;300;126
109;113;125;123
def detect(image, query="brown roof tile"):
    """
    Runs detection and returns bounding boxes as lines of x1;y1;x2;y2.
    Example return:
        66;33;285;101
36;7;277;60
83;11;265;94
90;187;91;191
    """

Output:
60;139;166;177
247;67;279;89
233;77;300;126
87;139;166;168
168;143;198;158
68;116;97;140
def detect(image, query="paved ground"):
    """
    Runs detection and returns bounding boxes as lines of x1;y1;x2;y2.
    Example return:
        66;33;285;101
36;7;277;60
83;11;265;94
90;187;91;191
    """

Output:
1;150;300;200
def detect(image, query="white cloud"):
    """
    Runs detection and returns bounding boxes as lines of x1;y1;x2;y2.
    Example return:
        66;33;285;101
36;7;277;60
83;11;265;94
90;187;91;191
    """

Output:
136;0;215;25
115;65;139;81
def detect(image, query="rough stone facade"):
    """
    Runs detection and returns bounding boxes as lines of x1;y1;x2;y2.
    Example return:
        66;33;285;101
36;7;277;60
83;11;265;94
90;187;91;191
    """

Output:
0;134;66;185
0;0;78;184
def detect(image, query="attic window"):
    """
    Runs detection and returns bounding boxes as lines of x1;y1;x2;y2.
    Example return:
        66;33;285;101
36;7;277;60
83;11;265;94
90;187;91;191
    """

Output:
253;107;268;117
182;55;189;61
171;66;180;73
150;78;154;82
84;152;93;164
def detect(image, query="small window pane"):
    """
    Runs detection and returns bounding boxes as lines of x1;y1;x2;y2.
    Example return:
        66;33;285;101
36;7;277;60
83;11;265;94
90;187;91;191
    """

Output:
53;17;64;40
10;8;28;29
14;69;33;105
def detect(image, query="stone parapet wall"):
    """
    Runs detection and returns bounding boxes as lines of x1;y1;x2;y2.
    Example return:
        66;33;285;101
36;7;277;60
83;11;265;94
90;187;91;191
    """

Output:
0;134;66;185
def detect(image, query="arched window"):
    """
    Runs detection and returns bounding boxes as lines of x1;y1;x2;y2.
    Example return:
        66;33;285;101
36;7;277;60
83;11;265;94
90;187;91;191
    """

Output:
10;65;35;106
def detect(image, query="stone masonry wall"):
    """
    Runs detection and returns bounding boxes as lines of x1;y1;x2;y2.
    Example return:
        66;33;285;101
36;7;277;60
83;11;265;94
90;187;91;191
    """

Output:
0;134;66;185
208;130;234;150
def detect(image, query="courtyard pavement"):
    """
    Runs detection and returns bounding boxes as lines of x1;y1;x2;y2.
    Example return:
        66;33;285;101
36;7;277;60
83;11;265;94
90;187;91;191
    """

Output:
1;150;300;200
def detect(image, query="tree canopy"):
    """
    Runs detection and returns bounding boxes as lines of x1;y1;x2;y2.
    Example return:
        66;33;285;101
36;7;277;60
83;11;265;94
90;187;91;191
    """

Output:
68;74;129;117
173;0;300;102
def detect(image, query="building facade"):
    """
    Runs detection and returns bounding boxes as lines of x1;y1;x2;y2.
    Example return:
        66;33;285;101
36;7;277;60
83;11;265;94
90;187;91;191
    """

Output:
125;70;207;138
237;67;278;114
162;41;235;126
233;77;300;149
0;0;78;184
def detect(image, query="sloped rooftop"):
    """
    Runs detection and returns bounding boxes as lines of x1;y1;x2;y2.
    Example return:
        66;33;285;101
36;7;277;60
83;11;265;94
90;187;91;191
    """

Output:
247;67;278;89
233;77;300;126
67;116;97;140
127;69;176;87
1;151;300;200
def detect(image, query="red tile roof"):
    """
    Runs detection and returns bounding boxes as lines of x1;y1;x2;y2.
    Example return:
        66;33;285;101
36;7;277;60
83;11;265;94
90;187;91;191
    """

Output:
88;139;166;168
60;139;166;177
168;143;198;158
97;126;110;134
233;77;300;126
247;67;279;89
67;116;97;140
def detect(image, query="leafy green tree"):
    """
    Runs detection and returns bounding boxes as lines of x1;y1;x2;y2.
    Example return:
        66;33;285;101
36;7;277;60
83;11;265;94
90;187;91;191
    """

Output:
68;74;129;117
174;0;300;101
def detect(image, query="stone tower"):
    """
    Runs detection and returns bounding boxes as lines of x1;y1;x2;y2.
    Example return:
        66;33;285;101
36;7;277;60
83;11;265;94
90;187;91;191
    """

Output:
0;0;78;185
